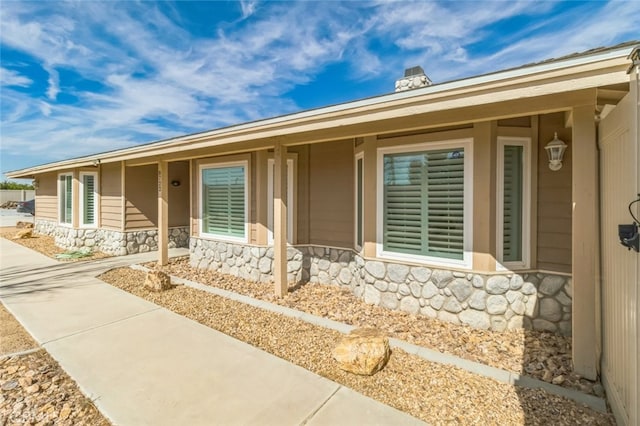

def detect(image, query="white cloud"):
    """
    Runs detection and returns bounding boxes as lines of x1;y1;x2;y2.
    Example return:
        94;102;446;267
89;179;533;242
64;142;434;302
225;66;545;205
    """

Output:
0;0;639;176
45;66;59;100
0;67;32;87
240;0;259;19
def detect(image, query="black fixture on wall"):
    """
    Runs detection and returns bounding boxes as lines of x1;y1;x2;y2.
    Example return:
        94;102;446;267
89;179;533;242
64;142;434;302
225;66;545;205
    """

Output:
619;194;640;252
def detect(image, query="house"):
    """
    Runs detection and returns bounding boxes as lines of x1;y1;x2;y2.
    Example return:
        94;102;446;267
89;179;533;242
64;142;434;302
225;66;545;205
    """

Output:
7;41;639;425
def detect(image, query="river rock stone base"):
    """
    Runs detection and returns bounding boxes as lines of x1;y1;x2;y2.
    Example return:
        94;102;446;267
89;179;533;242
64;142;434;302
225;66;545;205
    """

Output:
34;220;189;256
189;238;573;335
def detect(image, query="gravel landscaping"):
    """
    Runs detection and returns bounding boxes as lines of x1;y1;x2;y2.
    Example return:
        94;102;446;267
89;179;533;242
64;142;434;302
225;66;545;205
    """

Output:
0;304;110;426
149;257;602;397
99;267;615;425
0;227;110;262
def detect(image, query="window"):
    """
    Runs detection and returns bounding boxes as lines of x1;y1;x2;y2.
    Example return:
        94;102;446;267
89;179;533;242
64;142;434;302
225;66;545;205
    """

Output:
377;139;473;268
497;137;530;270
58;173;73;225
355;153;364;250
80;172;98;227
200;162;248;242
267;158;295;244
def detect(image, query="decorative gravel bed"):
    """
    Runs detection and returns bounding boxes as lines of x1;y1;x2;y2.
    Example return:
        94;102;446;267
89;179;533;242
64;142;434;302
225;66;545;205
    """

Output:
149;257;602;397
99;267;614;425
0;227;110;262
0;304;110;426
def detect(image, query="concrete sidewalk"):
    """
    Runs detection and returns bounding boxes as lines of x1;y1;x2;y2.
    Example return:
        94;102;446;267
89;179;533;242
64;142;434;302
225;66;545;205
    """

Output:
0;238;425;426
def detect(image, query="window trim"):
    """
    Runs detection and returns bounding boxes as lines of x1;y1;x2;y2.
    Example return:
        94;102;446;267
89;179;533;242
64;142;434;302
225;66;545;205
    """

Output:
354;152;364;251
496;136;531;271
198;159;250;244
79;171;98;228
267;157;296;245
58;172;73;227
376;138;474;269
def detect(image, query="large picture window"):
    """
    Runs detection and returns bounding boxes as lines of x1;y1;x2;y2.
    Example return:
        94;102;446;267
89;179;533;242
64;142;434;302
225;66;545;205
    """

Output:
377;140;472;268
80;172;97;227
58;173;73;225
497;137;530;269
200;162;248;242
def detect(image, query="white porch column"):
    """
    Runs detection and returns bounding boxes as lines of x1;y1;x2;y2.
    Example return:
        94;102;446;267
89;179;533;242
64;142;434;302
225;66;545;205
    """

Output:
273;143;288;297
571;104;599;380
158;160;169;266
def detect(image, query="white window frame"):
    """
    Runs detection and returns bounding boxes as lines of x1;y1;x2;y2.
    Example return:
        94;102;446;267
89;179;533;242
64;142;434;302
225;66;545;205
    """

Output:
354;152;364;251
58;172;73;227
376;138;474;269
198;159;250;244
267;157;296;245
496;136;531;271
79;171;98;228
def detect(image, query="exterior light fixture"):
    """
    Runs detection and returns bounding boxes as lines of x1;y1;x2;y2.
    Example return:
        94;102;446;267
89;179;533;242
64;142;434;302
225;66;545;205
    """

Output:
32;179;39;190
544;132;567;171
171;180;181;187
93;159;101;167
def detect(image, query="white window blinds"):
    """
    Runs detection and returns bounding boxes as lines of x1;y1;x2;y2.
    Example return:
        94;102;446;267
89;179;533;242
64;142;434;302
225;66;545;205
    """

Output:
383;148;464;260
59;174;72;224
502;145;523;262
202;166;245;238
82;174;96;226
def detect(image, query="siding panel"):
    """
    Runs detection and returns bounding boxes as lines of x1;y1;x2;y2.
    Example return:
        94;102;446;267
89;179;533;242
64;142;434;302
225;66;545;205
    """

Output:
309;140;354;248
125;164;158;229
100;162;122;229
35;172;58;220
537;113;572;273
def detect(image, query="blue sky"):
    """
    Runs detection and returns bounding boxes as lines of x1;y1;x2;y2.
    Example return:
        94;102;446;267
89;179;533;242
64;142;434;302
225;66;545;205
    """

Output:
1;1;639;180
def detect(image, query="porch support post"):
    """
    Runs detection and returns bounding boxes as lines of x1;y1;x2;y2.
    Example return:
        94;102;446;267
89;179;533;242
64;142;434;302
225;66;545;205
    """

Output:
255;150;269;245
362;136;377;258
273;143;288;297
571;103;599;380
472;121;497;271
158;160;169;266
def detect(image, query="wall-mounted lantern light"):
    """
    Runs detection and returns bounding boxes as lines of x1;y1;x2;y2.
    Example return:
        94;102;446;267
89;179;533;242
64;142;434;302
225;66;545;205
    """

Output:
32;179;39;190
93;159;101;167
544;132;568;171
171;180;181;187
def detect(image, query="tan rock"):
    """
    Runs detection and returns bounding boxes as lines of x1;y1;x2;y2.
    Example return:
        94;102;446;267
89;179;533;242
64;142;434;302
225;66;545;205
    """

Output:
59;403;72;420
25;384;40;393
144;270;172;291
332;328;390;375
16;221;34;229
13;229;33;239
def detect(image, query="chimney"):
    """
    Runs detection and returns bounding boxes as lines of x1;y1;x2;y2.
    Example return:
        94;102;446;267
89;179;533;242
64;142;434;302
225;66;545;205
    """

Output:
395;66;432;92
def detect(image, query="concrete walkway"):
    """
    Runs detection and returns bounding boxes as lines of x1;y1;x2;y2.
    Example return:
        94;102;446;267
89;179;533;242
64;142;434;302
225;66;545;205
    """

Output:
0;238;424;426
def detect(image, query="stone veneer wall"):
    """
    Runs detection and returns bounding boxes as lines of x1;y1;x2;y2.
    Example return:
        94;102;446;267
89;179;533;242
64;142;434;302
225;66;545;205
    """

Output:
35;219;189;256
190;237;573;335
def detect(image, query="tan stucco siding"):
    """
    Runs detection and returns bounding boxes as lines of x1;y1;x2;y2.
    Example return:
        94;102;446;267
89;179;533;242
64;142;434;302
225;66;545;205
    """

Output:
35;172;58;220
100;162;122;230
168;161;189;227
308;140;354;248
125;164;158;229
537;112;572;273
290;145;310;244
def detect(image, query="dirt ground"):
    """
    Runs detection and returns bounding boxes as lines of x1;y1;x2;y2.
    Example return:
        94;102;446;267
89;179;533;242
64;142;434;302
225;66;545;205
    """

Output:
0;304;110;425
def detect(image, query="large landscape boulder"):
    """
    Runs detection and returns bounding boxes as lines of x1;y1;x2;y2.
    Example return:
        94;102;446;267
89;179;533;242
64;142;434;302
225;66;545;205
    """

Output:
332;328;390;375
144;270;172;291
13;229;32;239
16;221;34;229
